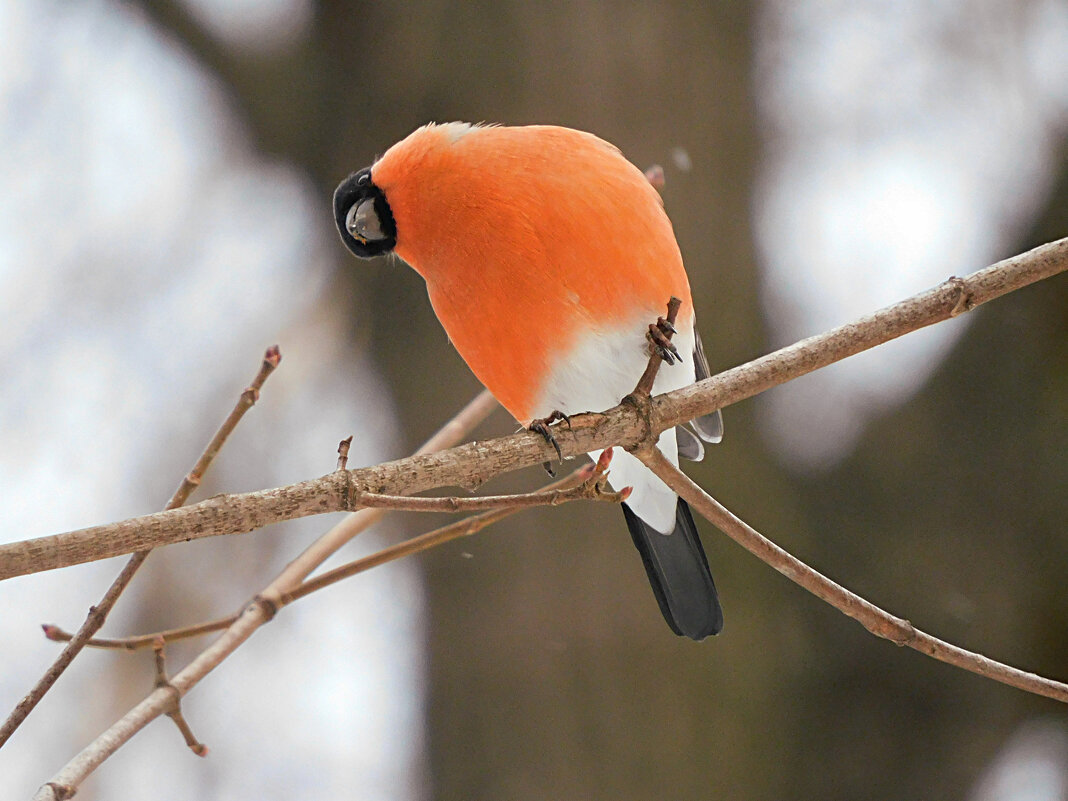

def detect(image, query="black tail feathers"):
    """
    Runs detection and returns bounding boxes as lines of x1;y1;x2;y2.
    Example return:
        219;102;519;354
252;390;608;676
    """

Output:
623;499;723;640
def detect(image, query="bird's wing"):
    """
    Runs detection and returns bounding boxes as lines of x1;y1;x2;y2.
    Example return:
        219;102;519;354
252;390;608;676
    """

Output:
690;329;723;444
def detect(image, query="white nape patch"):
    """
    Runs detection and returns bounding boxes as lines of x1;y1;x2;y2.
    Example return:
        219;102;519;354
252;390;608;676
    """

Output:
532;314;698;534
424;121;481;143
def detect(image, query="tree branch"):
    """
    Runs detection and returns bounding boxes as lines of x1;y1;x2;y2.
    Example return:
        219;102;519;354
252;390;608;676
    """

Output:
0;346;281;751
652;237;1068;428
5;236;1064;582
33;389;501;801
636;446;1068;703
43;459;608;651
352;474;628;513
26;237;1068;798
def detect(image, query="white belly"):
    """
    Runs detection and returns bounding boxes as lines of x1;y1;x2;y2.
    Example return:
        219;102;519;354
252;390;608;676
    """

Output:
531;314;698;533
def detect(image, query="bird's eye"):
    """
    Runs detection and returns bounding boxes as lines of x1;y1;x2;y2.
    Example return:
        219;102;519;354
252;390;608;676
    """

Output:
346;198;385;242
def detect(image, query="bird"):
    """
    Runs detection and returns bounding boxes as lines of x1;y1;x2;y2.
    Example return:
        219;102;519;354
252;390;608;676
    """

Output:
333;122;724;639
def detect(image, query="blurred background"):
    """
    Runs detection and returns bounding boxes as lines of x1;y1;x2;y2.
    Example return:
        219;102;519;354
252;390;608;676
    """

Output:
1;0;1066;798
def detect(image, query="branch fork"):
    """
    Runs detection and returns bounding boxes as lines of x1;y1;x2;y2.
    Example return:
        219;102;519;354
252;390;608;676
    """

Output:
153;640;207;757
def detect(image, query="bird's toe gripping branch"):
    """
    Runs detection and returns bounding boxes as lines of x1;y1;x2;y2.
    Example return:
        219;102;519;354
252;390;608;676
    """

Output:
529;410;572;476
647;316;681;365
629;296;683;402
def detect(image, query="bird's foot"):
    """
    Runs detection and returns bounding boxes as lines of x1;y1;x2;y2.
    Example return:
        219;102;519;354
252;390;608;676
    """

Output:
529;410;571;476
647;317;681;365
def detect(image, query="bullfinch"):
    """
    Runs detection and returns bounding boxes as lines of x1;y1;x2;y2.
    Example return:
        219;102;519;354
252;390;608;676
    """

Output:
333;123;724;639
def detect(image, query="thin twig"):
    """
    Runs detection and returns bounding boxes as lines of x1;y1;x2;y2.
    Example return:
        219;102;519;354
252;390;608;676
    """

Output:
631;296;682;397
636;446;1068;703
42;617;239;651
288;459;603;604
0;346;281;751
336;436;353;471
9;237;1064;581
266;389;501;593
352;477;627;513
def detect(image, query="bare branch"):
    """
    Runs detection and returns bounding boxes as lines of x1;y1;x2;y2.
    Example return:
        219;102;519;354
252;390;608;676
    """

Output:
42;617;239;651
33;389;500;800
5;237;1064;582
153;641;208;757
652;238;1068;428
352;475;628;513
636;446;1068;703
25;237;1068;798
0;346;281;751
282;462;598;606
42;456;614;651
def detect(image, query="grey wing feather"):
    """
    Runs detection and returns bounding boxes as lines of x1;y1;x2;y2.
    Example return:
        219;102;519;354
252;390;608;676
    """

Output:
675;424;705;461
691;329;724;444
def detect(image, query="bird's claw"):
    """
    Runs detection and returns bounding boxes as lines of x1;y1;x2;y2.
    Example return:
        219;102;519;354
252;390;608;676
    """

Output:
647;318;680;364
529;410;570;476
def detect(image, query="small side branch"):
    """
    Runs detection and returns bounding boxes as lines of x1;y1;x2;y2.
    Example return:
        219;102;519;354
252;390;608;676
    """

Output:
636;447;1068;703
285;459;605;605
42;617;239;651
632;296;682;397
153;641;207;757
352;473;627;513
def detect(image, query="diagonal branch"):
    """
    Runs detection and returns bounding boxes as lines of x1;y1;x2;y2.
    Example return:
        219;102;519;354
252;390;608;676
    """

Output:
636;446;1068;703
5;236;1065;581
0;346;281;751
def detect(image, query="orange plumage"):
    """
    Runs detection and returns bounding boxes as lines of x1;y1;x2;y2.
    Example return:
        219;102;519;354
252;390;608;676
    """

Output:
371;124;692;420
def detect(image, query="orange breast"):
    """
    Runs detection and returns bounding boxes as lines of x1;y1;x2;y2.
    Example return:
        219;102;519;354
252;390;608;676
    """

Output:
371;124;691;421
